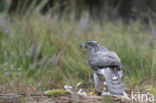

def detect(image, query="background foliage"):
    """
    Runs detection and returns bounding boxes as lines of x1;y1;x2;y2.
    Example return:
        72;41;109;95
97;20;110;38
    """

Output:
0;0;155;96
0;0;156;21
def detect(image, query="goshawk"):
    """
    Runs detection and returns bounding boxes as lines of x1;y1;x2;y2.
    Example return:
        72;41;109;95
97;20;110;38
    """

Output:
80;40;124;96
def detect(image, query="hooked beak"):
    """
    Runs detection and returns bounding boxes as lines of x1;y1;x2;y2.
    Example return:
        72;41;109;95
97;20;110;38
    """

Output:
80;42;87;48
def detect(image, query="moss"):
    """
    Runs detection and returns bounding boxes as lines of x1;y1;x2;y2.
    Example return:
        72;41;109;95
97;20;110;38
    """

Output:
148;88;156;96
44;89;69;97
143;85;156;96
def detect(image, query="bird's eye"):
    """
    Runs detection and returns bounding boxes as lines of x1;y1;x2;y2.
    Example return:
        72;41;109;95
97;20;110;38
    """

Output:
87;42;91;45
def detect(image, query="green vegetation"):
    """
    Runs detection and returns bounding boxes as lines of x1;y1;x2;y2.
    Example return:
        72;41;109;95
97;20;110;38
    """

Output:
0;1;155;103
0;14;155;95
44;89;69;97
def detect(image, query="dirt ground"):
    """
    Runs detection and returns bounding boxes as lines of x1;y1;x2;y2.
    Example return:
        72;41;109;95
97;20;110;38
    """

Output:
0;93;133;103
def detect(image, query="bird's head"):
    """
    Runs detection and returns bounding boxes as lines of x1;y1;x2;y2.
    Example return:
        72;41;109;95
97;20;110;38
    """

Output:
80;40;99;51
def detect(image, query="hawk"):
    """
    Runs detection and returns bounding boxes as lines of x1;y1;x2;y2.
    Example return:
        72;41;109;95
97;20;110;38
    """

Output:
80;40;124;96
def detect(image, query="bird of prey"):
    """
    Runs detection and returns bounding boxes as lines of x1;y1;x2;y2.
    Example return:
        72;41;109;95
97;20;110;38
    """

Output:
80;40;124;96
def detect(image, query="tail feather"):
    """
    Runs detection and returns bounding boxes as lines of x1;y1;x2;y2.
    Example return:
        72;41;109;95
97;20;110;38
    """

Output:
101;67;124;96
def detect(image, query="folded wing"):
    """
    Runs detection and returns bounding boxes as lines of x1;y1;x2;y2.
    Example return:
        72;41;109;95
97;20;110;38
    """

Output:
89;51;121;69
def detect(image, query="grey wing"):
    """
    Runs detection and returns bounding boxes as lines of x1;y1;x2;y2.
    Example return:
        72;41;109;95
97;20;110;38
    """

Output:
89;51;121;69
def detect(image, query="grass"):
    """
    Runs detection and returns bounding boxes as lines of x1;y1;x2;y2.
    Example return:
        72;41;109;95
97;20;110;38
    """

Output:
0;14;155;96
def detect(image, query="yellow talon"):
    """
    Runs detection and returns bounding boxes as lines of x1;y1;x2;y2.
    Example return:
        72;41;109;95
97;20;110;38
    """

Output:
87;88;96;95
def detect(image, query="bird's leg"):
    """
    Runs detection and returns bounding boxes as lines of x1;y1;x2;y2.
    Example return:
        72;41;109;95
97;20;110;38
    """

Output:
94;71;100;92
87;71;100;95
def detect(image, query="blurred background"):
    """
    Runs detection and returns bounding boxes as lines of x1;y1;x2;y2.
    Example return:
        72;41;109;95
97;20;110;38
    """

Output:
0;0;156;22
0;0;156;101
